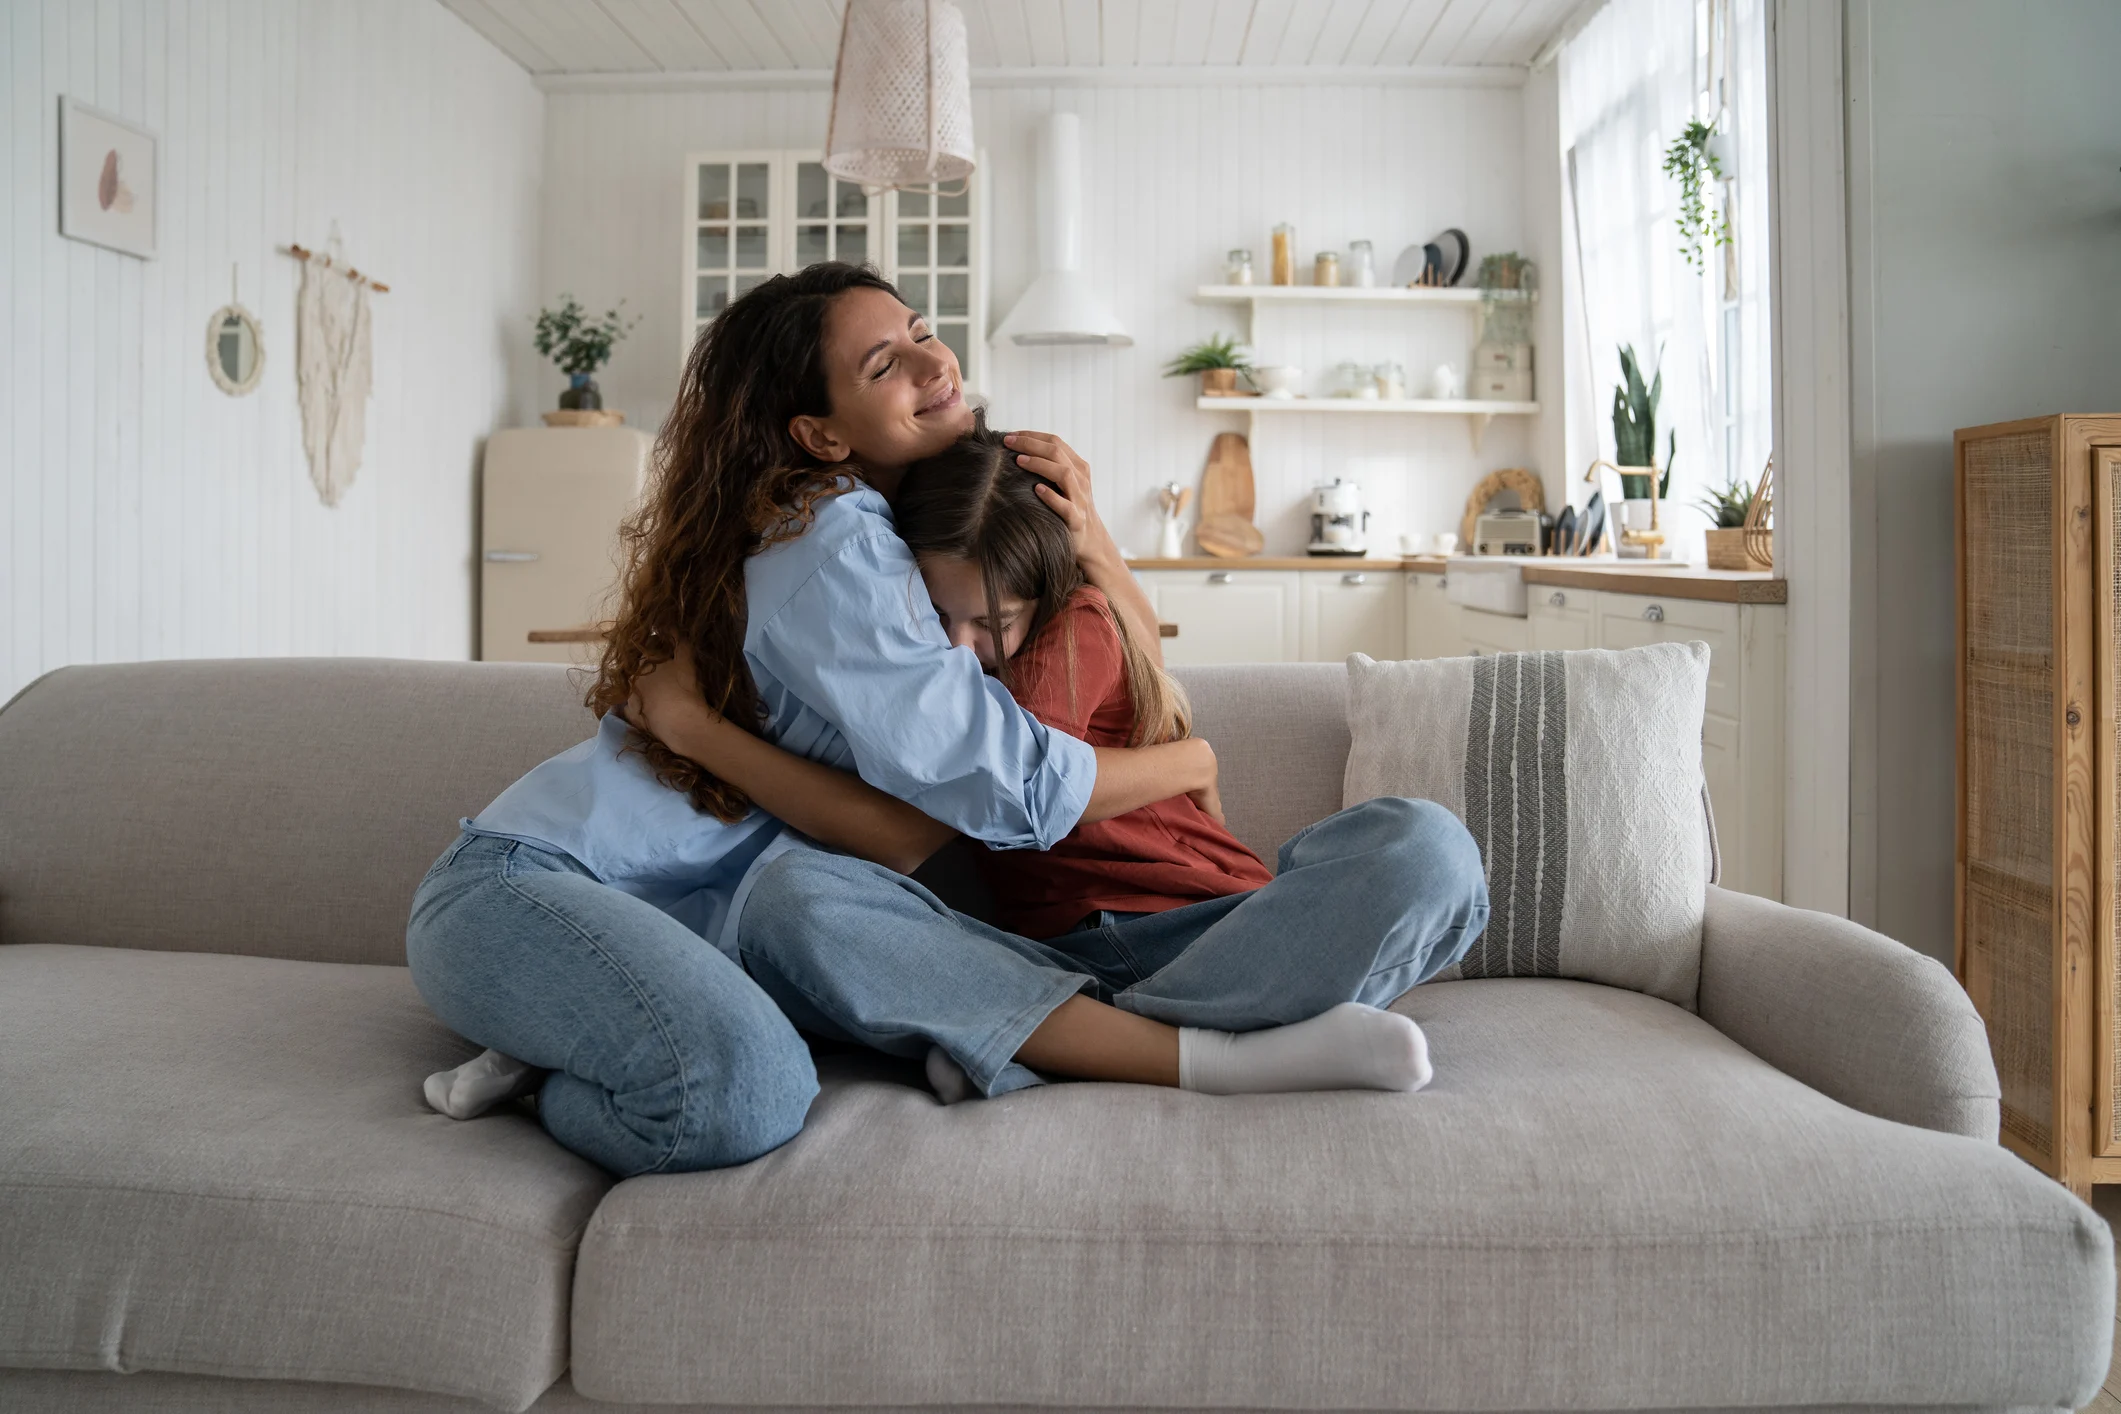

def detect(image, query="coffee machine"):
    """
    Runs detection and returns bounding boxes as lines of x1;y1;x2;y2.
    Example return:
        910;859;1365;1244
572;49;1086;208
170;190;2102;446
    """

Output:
1308;478;1370;556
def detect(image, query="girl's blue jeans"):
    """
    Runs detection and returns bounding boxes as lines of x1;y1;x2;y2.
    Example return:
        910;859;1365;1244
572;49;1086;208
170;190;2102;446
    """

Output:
737;797;1489;1098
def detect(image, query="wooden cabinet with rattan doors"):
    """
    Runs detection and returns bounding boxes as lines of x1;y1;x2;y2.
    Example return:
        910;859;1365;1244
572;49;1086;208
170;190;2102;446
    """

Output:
1956;414;2121;1198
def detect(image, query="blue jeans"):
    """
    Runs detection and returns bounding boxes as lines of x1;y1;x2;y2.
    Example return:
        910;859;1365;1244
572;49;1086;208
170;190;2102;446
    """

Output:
405;833;819;1176
737;797;1488;1097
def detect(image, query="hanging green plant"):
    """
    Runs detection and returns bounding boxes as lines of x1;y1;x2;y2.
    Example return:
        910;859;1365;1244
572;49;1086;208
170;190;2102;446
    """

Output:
1662;119;1731;272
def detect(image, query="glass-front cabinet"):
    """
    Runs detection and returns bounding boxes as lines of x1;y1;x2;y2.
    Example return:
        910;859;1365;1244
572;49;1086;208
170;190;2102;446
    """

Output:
683;150;983;387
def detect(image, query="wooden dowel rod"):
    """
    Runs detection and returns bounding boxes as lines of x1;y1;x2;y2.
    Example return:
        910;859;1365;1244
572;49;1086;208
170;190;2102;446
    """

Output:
283;243;390;293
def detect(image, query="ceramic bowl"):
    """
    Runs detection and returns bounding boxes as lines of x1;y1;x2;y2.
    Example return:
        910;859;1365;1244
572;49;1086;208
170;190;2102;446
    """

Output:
1252;365;1303;399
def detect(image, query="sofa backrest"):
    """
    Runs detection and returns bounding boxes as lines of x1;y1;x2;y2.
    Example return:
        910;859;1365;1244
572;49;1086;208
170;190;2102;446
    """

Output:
0;659;595;966
0;657;1353;968
1173;663;1350;865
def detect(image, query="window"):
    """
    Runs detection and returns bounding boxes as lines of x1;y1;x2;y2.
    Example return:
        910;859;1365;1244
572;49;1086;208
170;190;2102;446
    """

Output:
681;150;985;389
1558;0;1769;556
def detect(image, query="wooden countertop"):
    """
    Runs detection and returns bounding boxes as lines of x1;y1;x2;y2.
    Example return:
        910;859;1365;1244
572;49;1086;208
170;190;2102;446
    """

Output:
1128;555;1787;604
1126;556;1407;572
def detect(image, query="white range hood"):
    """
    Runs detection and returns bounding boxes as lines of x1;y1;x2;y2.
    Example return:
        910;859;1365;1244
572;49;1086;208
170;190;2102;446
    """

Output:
992;113;1131;348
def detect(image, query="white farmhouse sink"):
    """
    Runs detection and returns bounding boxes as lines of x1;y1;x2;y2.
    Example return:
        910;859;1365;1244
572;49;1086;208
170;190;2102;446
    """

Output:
1443;556;1528;616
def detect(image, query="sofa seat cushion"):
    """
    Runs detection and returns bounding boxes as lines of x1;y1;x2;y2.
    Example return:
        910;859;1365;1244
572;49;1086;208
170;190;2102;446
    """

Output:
572;978;2110;1412
0;945;610;1413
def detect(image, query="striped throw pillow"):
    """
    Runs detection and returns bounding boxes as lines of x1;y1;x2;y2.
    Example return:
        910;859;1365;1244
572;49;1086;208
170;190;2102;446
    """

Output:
1343;642;1713;1008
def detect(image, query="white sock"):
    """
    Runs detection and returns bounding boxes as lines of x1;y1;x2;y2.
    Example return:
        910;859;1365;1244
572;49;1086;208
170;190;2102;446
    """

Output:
1178;1003;1433;1096
423;1047;542;1120
925;1045;978;1105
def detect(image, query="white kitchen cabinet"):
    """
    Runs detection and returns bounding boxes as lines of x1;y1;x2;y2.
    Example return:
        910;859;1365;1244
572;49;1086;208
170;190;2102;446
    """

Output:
1403;571;1460;659
1136;569;1301;666
1457;606;1532;656
1301;569;1404;662
1590;591;1784;899
1527;586;1593;651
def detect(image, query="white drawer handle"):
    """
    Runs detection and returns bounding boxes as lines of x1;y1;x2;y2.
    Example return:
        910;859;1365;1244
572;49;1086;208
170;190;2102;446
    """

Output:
1208;571;1234;584
1548;591;1567;607
1343;573;1367;585
1642;604;1665;622
485;550;540;563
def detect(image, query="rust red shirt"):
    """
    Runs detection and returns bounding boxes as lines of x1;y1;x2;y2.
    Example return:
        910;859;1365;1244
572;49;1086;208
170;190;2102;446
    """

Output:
978;587;1273;939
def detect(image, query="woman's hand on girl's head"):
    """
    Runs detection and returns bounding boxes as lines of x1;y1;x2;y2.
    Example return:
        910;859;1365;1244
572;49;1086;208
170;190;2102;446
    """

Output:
1006;431;1123;571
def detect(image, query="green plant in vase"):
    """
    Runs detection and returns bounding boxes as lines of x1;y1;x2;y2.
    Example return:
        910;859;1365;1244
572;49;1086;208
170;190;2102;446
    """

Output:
535;295;641;412
1611;343;1675;500
1164;333;1254;397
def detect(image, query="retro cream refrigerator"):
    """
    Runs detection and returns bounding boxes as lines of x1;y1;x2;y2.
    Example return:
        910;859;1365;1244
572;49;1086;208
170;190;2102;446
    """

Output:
479;426;652;664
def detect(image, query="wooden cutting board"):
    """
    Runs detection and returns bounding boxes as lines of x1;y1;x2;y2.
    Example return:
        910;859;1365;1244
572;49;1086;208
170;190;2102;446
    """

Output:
1197;433;1259;558
1197;513;1265;558
1199;432;1256;523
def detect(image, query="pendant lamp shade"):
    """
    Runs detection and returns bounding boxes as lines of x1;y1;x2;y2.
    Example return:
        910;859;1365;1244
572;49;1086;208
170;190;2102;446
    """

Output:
824;0;975;191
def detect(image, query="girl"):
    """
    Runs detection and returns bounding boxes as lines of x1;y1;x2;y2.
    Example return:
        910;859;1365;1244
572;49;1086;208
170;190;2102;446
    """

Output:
891;413;1276;942
627;415;1489;1103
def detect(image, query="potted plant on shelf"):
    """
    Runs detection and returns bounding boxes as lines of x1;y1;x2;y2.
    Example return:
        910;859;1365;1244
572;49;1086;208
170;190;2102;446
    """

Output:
1164;333;1254;398
534;295;640;426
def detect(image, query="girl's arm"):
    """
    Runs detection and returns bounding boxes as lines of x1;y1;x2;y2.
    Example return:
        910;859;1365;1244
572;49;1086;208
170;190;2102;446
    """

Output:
631;650;1216;873
632;649;955;875
1007;431;1166;668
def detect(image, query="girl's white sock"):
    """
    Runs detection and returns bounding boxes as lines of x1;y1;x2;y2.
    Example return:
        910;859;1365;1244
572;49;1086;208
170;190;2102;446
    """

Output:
423;1047;541;1119
925;1045;979;1105
1179;1003;1433;1096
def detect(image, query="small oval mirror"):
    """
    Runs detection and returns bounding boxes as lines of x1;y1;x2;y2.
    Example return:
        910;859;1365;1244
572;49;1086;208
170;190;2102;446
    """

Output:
207;304;264;396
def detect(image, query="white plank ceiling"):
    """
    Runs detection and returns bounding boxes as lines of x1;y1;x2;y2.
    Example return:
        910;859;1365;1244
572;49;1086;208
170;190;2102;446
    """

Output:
439;0;1581;75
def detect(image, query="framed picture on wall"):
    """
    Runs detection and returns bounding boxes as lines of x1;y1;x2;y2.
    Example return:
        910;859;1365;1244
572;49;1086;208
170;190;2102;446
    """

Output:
59;96;157;259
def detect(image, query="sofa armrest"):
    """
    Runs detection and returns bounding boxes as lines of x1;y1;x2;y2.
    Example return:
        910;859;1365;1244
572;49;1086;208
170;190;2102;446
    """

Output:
1696;885;2000;1140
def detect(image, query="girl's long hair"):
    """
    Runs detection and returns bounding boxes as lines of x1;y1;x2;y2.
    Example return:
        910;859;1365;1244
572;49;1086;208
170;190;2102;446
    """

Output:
587;261;902;821
893;413;1191;746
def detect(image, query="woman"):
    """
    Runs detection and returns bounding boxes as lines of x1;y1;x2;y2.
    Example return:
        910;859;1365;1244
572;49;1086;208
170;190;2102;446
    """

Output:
410;264;1240;1177
408;263;1485;1173
627;413;1487;1104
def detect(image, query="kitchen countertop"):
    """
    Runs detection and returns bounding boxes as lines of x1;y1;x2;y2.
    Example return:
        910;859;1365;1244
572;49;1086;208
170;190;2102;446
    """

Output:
1126;556;1407;572
1127;555;1787;604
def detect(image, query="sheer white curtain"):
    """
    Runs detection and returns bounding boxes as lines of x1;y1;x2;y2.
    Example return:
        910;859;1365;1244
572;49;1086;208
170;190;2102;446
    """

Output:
1559;0;1770;561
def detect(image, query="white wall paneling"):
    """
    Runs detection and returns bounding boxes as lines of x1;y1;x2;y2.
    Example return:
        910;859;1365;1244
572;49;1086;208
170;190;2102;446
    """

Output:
1765;0;1852;920
3;0;545;704
545;77;1552;558
443;0;1586;75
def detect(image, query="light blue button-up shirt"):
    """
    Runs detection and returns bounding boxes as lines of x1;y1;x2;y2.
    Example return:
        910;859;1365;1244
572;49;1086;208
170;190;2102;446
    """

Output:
464;484;1097;957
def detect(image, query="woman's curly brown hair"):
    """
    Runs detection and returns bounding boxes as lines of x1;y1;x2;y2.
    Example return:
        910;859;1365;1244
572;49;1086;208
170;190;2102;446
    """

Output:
586;262;902;822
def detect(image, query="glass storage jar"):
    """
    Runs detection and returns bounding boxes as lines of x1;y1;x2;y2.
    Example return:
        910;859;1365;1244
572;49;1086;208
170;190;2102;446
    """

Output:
1270;224;1295;285
1226;248;1254;285
1347;240;1376;287
1313;251;1341;287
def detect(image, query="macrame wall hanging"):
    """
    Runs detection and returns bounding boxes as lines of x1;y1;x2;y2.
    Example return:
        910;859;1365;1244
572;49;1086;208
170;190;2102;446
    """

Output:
284;231;386;507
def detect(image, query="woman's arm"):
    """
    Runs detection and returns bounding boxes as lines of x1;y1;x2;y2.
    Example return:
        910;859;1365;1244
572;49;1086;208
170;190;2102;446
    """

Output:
1007;431;1165;668
632;649;955;876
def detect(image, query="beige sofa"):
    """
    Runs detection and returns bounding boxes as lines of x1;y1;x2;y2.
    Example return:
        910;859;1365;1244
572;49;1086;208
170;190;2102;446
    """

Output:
0;658;2109;1414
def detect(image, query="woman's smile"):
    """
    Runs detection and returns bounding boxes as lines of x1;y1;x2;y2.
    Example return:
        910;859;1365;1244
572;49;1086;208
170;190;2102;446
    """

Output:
916;382;964;418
